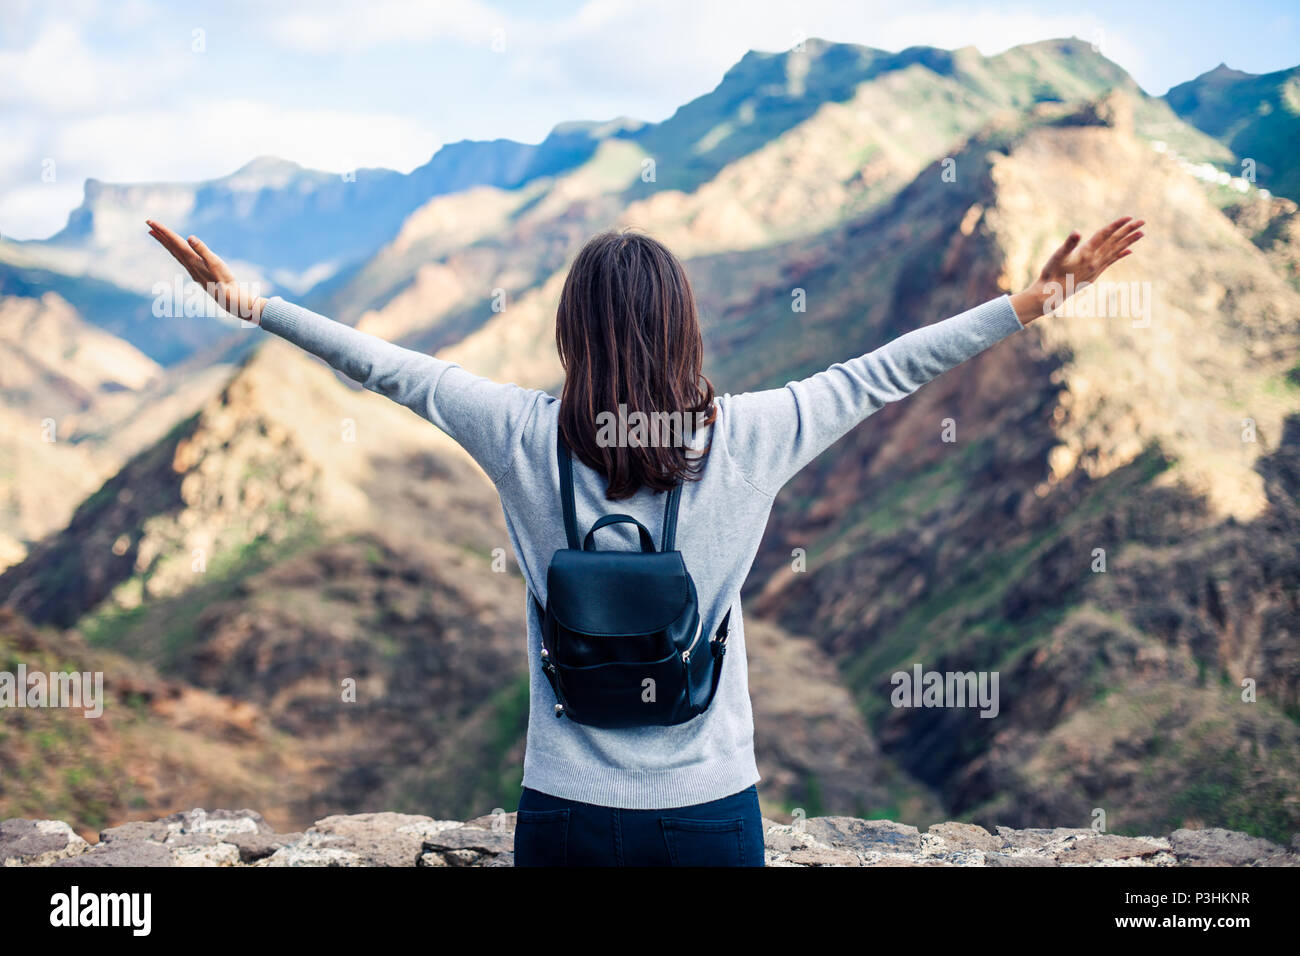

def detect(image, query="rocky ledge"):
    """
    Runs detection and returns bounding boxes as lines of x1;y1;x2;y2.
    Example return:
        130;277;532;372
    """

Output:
2;810;1296;867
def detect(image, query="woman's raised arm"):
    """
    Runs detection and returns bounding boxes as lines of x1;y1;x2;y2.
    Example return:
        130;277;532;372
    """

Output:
719;217;1145;496
147;220;544;484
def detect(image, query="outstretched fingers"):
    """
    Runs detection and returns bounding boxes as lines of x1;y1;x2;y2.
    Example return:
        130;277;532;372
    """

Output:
1101;226;1145;267
186;235;228;277
1085;216;1133;251
1101;219;1144;256
1043;230;1081;275
146;220;206;278
1098;228;1145;273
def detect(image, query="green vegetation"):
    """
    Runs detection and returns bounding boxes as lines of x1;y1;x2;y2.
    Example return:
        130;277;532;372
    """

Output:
839;445;1173;727
1147;740;1298;844
0;629;144;831
79;517;324;669
806;773;828;818
1165;64;1300;202
389;673;531;819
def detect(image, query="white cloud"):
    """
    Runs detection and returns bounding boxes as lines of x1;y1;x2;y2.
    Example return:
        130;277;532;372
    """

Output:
53;101;440;180
0;21;186;114
265;0;502;52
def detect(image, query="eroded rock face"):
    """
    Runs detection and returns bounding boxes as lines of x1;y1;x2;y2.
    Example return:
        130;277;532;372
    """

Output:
4;809;1295;867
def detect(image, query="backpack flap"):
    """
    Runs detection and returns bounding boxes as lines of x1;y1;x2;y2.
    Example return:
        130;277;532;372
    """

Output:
547;548;690;634
545;549;698;665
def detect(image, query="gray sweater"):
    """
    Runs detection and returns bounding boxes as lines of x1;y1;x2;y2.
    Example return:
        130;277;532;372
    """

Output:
258;293;1024;809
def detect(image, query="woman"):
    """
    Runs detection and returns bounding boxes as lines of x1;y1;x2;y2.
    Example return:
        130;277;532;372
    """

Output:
148;216;1143;866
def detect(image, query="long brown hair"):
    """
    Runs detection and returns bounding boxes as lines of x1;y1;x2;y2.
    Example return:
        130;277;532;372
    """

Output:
556;229;717;501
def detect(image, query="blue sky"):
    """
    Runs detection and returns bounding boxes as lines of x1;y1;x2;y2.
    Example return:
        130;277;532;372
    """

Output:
1;0;1296;240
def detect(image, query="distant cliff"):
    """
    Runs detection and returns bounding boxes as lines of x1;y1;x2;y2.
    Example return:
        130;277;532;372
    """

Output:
3;808;1295;867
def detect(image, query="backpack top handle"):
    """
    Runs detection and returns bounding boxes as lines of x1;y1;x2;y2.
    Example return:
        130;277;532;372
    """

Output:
557;432;682;553
583;514;656;552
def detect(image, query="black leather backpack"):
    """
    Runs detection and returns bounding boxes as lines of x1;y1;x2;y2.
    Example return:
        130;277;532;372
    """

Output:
533;434;731;729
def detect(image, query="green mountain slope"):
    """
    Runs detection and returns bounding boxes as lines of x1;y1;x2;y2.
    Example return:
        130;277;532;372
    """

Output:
1166;62;1300;202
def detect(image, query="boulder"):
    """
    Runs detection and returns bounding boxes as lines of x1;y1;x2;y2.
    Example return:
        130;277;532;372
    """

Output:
1169;828;1286;866
0;819;89;866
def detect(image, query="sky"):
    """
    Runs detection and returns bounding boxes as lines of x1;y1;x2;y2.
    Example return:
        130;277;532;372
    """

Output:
1;0;1297;240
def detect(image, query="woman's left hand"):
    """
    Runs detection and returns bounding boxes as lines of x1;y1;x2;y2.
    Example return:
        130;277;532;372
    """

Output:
1011;217;1145;324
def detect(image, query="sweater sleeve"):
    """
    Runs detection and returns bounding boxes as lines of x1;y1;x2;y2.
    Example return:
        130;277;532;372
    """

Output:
720;294;1025;496
258;296;544;483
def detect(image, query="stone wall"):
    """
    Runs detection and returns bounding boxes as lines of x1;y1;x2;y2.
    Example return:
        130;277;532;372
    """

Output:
3;809;1296;867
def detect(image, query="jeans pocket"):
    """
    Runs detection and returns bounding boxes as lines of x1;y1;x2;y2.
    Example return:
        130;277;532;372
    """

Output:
661;817;746;867
514;808;570;867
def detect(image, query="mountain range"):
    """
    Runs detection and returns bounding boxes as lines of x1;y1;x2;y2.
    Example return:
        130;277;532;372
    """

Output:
1;36;1297;842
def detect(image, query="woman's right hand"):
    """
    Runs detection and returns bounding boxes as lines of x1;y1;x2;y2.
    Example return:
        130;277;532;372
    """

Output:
147;219;266;324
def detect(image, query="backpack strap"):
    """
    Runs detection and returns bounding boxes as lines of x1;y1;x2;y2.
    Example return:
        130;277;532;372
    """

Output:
661;483;681;552
557;431;580;550
558;430;683;553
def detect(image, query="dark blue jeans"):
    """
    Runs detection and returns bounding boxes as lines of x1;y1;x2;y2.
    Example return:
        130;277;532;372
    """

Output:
514;784;765;866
